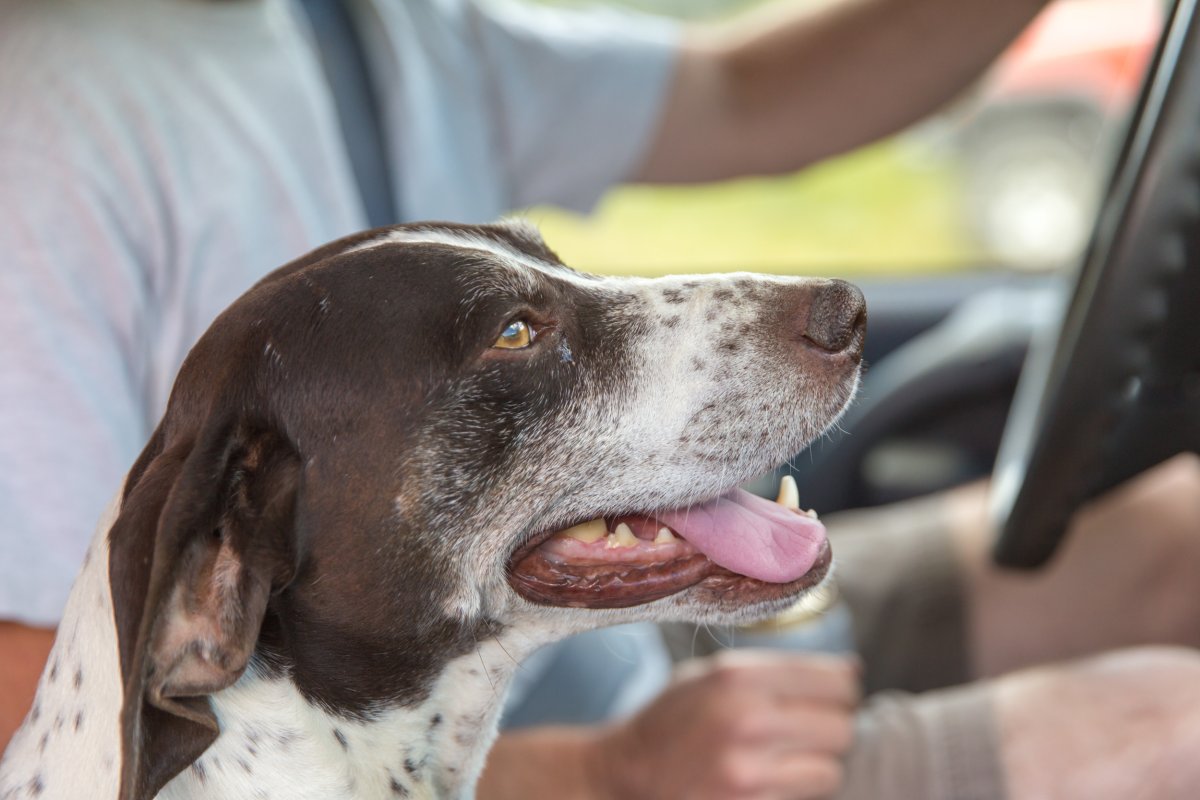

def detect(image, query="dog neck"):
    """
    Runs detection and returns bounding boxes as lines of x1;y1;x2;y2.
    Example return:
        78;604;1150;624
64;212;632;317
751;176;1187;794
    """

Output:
170;636;536;800
0;497;543;800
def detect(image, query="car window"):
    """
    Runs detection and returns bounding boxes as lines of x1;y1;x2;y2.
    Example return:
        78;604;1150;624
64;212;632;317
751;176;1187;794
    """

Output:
524;0;1166;278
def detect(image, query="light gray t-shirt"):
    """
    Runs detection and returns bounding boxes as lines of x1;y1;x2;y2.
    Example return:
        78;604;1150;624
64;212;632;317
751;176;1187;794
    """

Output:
0;0;679;625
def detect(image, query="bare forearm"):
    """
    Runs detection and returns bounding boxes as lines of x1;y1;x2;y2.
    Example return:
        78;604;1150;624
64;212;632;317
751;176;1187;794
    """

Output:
958;454;1200;678
638;0;1050;182
0;623;55;752
477;727;609;800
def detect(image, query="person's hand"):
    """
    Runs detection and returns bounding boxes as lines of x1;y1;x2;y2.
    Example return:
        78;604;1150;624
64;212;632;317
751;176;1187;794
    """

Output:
997;646;1200;799
590;650;860;800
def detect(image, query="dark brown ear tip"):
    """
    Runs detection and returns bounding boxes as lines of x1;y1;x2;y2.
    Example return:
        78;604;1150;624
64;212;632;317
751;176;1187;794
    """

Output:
119;709;219;800
149;693;221;734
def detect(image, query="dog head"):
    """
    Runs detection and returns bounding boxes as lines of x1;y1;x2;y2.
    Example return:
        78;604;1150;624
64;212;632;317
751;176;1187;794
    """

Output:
107;220;864;799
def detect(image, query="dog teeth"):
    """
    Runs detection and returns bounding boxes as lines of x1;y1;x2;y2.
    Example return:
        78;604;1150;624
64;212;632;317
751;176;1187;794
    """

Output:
776;475;820;519
653;527;677;544
559;518;607;543
776;475;800;510
606;523;638;548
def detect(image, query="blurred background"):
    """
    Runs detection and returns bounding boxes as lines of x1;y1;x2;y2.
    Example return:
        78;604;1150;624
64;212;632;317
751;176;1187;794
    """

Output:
526;0;1163;278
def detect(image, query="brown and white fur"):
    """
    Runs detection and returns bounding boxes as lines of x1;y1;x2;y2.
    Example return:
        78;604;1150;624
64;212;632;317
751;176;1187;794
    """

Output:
0;221;865;800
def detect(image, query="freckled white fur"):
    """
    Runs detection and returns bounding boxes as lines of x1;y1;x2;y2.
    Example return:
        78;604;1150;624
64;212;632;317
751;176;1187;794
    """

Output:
161;624;572;800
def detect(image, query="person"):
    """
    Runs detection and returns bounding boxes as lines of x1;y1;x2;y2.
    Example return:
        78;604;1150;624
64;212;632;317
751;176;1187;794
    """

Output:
479;452;1200;798
4;0;1200;797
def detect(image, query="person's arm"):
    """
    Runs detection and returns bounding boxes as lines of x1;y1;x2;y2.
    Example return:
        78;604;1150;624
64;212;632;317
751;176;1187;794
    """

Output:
953;453;1200;678
479;727;603;799
479;651;859;800
637;0;1050;183
0;624;55;752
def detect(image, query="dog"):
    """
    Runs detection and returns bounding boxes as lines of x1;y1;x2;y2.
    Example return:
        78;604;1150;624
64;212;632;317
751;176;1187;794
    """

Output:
0;220;865;800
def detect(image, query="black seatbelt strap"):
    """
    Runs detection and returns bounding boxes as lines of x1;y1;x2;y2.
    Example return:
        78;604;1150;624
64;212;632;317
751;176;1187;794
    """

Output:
295;0;399;228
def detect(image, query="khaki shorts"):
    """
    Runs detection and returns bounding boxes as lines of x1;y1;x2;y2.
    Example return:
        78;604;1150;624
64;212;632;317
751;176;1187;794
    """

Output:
840;684;1005;800
835;495;1007;799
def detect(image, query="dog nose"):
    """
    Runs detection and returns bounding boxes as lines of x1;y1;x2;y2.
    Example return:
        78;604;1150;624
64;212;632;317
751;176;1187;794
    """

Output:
801;279;866;355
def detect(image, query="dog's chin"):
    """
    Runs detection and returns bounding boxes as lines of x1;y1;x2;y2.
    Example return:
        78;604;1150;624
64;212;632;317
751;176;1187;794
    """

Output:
505;485;832;620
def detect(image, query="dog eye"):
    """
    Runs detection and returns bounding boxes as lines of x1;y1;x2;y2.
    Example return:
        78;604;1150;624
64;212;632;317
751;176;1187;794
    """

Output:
493;319;533;350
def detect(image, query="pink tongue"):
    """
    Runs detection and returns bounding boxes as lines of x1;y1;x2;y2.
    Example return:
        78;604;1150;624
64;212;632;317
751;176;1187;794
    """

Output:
656;489;826;583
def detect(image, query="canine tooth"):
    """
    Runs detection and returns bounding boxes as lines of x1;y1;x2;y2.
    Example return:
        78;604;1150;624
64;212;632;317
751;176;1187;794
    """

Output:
560;518;607;543
654;527;676;544
607;523;638;548
776;475;800;510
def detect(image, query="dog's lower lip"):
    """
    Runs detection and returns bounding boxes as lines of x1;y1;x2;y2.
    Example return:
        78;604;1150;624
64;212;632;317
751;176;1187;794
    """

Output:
508;477;829;608
507;538;832;609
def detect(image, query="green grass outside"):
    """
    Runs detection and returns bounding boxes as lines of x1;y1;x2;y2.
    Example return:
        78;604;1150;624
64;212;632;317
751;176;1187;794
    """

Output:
524;140;984;279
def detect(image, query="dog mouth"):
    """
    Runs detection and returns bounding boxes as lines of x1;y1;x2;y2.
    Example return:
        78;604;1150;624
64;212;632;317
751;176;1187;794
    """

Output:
507;477;831;609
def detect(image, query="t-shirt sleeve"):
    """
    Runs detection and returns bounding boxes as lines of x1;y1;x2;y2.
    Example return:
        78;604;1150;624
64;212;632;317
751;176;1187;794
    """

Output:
466;0;682;212
0;148;152;626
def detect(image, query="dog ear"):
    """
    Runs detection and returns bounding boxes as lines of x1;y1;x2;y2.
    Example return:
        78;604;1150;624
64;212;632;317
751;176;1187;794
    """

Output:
109;418;301;800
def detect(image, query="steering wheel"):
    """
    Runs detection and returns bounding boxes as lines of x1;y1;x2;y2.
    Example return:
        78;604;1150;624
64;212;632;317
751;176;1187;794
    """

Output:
990;0;1200;568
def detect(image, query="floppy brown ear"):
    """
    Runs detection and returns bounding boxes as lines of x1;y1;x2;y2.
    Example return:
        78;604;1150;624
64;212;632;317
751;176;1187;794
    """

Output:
109;419;301;800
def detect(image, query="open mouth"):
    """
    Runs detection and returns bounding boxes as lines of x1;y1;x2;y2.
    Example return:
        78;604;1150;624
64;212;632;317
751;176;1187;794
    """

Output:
508;477;831;609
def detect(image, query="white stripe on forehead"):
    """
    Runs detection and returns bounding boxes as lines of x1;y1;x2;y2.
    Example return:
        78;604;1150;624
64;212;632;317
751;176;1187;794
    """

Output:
342;224;790;301
344;225;599;290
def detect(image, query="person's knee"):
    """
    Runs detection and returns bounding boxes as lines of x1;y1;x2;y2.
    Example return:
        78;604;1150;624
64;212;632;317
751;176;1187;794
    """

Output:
997;646;1200;799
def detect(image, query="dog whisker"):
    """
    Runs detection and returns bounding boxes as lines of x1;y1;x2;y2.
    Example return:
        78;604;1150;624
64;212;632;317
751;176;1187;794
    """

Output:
474;641;498;699
493;636;521;670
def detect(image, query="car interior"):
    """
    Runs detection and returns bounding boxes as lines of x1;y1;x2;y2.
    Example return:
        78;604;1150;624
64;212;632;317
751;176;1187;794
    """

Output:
992;0;1200;567
3;0;1197;790
542;0;1195;572
779;0;1200;571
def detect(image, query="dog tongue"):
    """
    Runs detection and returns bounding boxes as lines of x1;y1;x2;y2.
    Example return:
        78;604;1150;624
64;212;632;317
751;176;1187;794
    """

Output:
656;489;826;583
